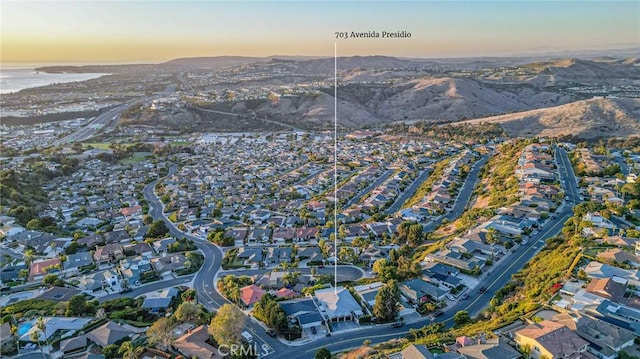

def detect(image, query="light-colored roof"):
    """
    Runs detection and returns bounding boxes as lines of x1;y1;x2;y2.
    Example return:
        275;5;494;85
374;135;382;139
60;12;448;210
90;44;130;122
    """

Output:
314;286;363;319
516;320;588;357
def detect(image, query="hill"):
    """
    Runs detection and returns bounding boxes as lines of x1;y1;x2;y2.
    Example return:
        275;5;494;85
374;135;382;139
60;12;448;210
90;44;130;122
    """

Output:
454;98;640;139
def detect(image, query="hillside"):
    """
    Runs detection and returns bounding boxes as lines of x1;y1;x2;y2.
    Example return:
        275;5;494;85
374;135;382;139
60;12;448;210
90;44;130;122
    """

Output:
363;77;572;121
454;98;640;139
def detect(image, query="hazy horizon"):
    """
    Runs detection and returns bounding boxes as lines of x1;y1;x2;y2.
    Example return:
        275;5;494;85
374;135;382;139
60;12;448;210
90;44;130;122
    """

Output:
2;1;638;64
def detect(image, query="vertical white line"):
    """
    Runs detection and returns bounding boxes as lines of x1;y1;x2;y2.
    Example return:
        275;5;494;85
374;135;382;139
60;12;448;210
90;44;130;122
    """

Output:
334;42;338;294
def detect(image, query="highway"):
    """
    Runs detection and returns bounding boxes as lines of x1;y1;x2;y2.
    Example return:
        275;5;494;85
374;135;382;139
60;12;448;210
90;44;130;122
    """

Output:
55;102;134;144
54;84;176;145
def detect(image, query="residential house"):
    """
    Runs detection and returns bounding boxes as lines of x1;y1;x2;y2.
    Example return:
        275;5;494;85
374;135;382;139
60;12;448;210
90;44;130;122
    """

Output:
280;298;324;329
240;284;265;307
294;227;318;243
585;277;627;302
29;258;62;281
85;321;146;348
314;286;364;323
247;227;272;244
63;252;94;273
454;337;521;359
0;223;25;237
572;315;635;359
236;248;263;268
93;244;124;268
172;325;223;359
401;278;448;304
597;248;640;268
151;253;188;276
514;320;592;359
142;288;179;313
265;247;293;267
152;237;177;254
1;263;27;283
388;344;465;359
79;269;119;292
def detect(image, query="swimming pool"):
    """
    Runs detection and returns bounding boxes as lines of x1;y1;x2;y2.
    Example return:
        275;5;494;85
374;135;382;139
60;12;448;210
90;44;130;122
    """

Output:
17;321;33;337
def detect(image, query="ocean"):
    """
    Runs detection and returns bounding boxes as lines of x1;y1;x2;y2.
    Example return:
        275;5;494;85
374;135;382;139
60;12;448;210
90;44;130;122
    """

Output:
0;67;108;94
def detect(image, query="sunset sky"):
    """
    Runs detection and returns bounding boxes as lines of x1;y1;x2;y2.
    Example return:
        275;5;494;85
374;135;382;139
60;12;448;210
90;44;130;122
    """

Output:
2;1;639;64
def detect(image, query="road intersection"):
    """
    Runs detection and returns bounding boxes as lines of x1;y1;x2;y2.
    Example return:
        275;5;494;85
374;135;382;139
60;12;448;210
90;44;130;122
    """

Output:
133;145;580;358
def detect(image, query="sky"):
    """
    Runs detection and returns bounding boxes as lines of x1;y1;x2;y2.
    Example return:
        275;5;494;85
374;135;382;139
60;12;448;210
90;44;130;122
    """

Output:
1;1;639;64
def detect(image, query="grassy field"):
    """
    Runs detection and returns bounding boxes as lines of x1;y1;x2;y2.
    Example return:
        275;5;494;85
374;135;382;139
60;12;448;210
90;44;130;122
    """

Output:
82;142;112;150
119;152;152;165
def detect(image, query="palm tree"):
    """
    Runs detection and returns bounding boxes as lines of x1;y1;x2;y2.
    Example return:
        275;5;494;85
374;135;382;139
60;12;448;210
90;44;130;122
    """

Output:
24;249;35;266
118;340;142;359
227;285;241;304
10;323;19;352
30;317;47;359
283;271;300;287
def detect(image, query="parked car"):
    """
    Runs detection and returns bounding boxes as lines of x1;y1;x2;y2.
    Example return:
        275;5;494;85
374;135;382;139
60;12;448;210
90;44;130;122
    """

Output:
479;287;487;293
391;321;404;328
461;293;469;300
241;331;254;343
119;287;132;294
266;329;277;337
434;310;444;317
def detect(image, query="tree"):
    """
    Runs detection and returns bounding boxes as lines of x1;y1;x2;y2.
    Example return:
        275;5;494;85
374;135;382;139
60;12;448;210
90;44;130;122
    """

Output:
406;223;424;246
30;317;47;358
175;302;201;322
253;294;287;330
24;249;35;266
102;344;120;359
520;344;532;359
18;269;29;282
43;274;64;287
454;310;471;326
142;215;153;225
315;347;332;359
318;239;330;257
209;304;244;346
282;272;300;287
146;220;169;238
181;288;197;302
373;281;400;322
372;258;398;282
66;295;87;316
118;341;142;359
146;317;176;350
65;241;78;255
208;231;234;246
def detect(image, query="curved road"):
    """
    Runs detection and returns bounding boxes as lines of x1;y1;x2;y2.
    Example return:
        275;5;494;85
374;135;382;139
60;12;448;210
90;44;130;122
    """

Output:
136;146;578;358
